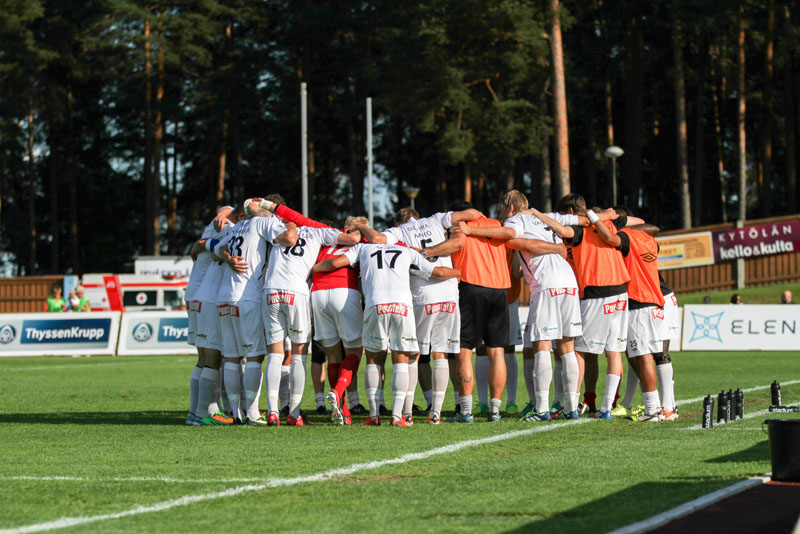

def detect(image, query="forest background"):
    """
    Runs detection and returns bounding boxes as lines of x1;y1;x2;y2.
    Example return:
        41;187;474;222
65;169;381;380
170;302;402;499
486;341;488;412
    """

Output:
1;0;797;276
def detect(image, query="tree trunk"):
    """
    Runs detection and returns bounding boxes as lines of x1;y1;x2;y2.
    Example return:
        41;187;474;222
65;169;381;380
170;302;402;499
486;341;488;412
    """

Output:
693;33;708;226
144;18;155;255
737;2;747;222
464;163;472;203
67;90;79;273
27;105;37;275
760;0;775;217
48;119;59;274
786;5;797;213
151;15;164;256
672;13;691;228
622;13;644;208
710;42;728;222
541;143;552;212
549;0;570;199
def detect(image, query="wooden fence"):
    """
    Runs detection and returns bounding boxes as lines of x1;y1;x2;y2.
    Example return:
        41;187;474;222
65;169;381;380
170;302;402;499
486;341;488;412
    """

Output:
0;276;64;313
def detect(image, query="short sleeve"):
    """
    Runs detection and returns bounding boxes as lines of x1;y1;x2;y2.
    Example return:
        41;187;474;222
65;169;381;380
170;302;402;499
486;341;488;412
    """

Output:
612;215;628;231
617;231;631;257
382;227;403;246
343;243;362;265
503;215;525;238
408;249;435;279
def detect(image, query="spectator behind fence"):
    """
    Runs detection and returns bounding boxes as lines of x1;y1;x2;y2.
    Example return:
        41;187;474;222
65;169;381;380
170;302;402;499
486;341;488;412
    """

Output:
781;290;795;304
730;294;742;305
702;295;711;304
72;285;90;312
46;283;67;312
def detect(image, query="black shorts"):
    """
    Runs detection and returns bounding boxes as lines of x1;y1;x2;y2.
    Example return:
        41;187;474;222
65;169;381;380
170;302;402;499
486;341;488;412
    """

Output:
419;353;431;364
311;340;326;364
459;281;509;349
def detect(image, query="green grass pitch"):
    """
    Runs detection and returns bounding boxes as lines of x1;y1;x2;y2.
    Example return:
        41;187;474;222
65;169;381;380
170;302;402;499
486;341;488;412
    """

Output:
1;351;798;533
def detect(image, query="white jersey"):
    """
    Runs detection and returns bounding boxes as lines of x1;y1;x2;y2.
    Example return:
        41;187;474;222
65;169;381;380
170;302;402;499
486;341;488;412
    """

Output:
194;225;232;303
185;220;231;300
382;213;458;303
343;243;435;309
215;216;287;303
264;226;340;295
504;212;579;294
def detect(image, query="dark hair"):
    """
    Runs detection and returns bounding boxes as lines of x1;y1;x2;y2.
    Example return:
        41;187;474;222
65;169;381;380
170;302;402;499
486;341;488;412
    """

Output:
449;200;473;212
613;205;633;217
265;193;286;206
555;193;586;214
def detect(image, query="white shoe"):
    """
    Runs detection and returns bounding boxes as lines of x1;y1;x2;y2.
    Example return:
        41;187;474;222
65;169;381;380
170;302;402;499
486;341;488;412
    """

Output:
636;409;664;422
326;391;344;425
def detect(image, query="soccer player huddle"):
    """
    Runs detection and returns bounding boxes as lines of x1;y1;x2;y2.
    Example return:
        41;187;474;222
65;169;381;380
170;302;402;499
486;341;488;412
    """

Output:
183;189;680;427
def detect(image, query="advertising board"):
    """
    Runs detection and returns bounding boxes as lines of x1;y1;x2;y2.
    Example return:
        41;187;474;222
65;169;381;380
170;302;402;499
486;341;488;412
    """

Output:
117;311;197;355
681;304;800;351
0;312;121;357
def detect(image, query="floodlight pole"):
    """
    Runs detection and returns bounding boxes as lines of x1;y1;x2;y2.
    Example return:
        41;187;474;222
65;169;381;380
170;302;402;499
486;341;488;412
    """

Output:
301;83;309;216
604;146;624;205
367;97;374;227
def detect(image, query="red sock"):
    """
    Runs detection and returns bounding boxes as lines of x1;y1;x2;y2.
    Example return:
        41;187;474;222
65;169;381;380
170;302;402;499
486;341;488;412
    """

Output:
583;391;597;407
334;354;360;399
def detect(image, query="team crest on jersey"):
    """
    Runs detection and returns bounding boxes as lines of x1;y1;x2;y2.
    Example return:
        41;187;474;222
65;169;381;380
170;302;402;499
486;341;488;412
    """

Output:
548;288;577;297
217;304;240;317
641;252;658;262
376;303;409;316
652;307;665;320
267;292;296;305
603;300;627;314
188;301;202;313
424;302;456;315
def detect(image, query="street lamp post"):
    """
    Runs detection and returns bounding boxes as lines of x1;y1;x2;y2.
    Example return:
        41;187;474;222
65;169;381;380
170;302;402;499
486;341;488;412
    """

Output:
404;186;421;210
604;146;624;205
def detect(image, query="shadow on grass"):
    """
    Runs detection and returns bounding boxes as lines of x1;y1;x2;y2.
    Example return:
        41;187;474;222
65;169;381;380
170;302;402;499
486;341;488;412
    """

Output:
704;439;770;463
502;479;750;534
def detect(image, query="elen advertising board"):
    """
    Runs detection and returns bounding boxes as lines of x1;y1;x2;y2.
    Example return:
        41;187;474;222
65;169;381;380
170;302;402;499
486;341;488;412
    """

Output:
117;311;197;355
681;304;800;351
0;312;121;357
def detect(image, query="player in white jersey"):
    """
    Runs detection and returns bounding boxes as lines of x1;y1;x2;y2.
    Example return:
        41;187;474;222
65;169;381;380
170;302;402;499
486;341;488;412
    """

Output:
454;190;586;421
184;206;236;425
354;206;480;424
262;224;359;426
213;199;297;425
313;243;460;426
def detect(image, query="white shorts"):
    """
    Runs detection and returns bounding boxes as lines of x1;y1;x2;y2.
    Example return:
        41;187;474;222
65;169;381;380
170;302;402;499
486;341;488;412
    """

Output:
311;288;363;348
507;299;523;347
263;288;312;345
218;300;266;358
362;303;418;353
627;306;664;357
186;300;201;346
524;288;582;344
414;301;460;355
658;292;681;342
195;300;220;351
575;293;629;354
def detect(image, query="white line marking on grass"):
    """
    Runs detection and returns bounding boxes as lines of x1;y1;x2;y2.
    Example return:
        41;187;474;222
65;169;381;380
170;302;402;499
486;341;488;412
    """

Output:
0;418;592;534
0;476;265;484
680;408;773;431
676;379;800;406
607;474;770;534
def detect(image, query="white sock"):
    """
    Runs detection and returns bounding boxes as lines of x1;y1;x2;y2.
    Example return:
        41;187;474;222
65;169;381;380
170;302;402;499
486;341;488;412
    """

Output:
490;398;502;415
622;361;640;409
475;356;490;405
642;389;662;416
553;358;564;407
289;354;307;418
189;366;202;415
404;359;419;416
460;394;473;415
365;364;380;417
243;361;263;420
197;367;218;419
534;351;552;414
657;362;676;412
315;392;325;408
560;352;580;412
347;390;360;407
208;368;221;416
523;358;536;404
600;374;621;413
432;359;449;418
454;391;461;410
265;353;284;414
279;365;291;410
377;387;385;408
223;362;243;420
504;352;518;405
392;363;409;421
